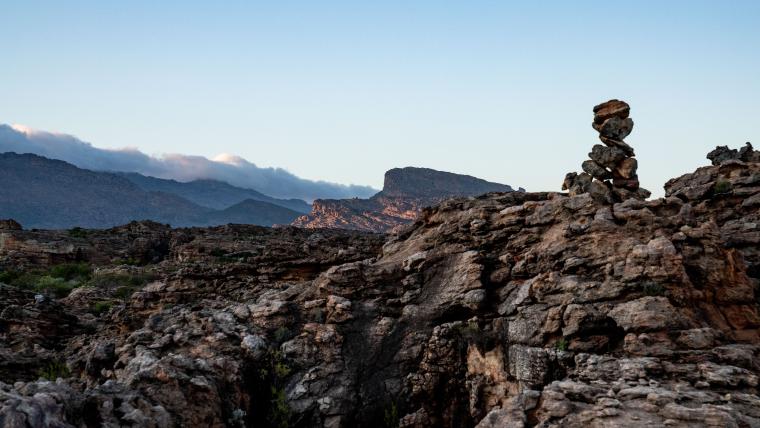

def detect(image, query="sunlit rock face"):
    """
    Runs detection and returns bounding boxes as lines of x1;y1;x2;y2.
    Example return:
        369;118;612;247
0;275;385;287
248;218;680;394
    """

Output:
293;166;516;233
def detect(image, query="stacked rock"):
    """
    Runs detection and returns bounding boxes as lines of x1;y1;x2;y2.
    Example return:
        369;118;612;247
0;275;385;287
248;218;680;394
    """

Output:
562;99;650;202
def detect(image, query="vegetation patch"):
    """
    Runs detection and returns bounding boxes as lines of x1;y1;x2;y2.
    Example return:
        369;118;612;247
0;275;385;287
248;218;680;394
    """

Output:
67;227;89;238
38;361;71;381
253;349;293;428
91;301;113;315
555;337;568;351
713;180;732;195
87;272;155;299
642;282;666;296
0;263;92;298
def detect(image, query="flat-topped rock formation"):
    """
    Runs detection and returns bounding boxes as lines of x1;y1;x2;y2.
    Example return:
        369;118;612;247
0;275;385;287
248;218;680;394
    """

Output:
293;167;517;233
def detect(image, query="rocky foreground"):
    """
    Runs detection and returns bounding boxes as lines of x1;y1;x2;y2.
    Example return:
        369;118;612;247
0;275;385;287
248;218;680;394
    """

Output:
0;144;759;427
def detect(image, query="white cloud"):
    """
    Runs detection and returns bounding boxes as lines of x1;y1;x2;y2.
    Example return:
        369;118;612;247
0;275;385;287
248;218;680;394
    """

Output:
0;124;377;201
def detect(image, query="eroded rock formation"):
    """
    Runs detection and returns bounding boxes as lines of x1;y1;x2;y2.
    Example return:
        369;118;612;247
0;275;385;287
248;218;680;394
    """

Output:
563;99;651;202
293;167;517;233
1;152;759;425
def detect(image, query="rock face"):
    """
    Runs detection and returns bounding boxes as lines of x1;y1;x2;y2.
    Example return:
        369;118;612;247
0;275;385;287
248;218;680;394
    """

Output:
0;220;21;231
707;142;760;165
0;143;759;427
563;99;651;202
293;167;516;232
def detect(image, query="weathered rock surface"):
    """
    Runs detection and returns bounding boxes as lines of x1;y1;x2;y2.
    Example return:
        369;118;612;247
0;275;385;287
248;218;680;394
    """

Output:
2;146;760;427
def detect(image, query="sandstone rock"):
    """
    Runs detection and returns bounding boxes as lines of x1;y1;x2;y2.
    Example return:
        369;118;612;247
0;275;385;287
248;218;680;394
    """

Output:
593;99;630;124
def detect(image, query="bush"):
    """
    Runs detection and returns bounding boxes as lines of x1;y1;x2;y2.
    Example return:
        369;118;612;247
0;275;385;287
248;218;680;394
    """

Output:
714;180;732;195
210;248;229;258
38;361;71;381
257;350;292;428
49;263;92;282
384;402;399;428
555;338;568;351
35;275;78;298
67;227;88;238
92;301;112;315
85;272;154;300
642;282;666;296
273;327;292;344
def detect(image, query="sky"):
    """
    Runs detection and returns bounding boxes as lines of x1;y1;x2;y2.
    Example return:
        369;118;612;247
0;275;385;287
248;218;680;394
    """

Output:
1;1;759;195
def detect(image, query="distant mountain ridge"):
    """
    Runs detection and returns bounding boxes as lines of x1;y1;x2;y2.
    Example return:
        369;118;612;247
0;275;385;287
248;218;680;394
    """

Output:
293;167;517;232
0;152;302;229
119;173;311;213
0;123;378;201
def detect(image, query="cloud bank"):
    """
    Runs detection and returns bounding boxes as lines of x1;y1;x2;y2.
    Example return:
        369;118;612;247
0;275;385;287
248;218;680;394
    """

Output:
0;124;378;201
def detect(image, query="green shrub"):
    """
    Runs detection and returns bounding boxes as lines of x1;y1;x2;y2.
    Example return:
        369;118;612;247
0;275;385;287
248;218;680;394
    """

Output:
0;264;92;297
642;282;666;296
85;272;154;300
384;401;399;428
273;327;292;344
210;248;229;258
555;338;568;351
714;180;732;195
67;227;88;238
0;269;18;284
35;275;78;298
257;350;292;428
38;361;71;381
269;385;290;428
92;301;112;315
49;263;92;282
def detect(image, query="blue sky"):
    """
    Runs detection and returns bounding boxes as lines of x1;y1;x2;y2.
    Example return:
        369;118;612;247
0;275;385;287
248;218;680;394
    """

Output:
1;1;759;194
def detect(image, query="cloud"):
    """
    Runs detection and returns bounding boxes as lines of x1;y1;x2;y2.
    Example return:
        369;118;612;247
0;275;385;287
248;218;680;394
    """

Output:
0;124;378;201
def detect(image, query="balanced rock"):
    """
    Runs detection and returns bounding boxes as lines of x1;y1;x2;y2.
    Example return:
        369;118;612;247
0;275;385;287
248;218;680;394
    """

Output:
589;145;626;169
581;160;611;180
563;100;649;202
593;99;630;123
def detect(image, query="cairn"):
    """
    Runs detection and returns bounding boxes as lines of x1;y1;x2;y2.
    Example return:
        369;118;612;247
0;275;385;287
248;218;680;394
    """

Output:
562;99;650;202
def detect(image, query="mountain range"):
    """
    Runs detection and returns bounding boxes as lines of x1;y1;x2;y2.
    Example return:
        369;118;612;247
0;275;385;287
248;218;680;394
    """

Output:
0;153;304;229
0;152;518;230
0;124;377;201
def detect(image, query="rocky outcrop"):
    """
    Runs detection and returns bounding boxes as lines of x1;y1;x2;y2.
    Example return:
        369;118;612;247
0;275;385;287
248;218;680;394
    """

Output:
1;148;759;425
0;220;21;231
707;142;760;165
293;167;517;233
563;100;651;202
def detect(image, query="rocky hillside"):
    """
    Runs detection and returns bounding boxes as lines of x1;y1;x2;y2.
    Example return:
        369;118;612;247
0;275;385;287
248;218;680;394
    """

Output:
0;153;303;229
293;167;517;232
120;173;311;214
1;102;759;428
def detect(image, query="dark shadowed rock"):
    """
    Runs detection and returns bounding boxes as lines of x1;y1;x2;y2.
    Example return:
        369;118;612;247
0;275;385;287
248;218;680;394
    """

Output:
0;219;21;231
